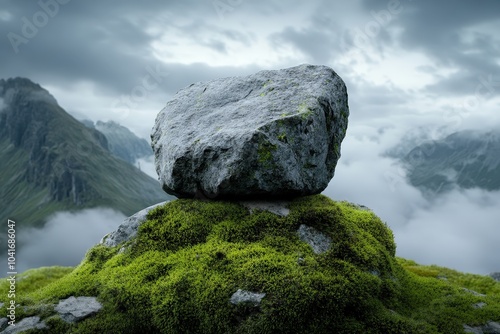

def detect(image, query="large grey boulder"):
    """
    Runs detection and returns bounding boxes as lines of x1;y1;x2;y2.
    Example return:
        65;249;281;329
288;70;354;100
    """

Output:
152;64;349;199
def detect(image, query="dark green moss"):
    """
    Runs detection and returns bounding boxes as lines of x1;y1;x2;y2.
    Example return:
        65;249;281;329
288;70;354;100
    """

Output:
257;141;277;166
8;195;500;333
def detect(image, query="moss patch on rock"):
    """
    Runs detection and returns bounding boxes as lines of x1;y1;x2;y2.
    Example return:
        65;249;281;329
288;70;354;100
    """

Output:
1;195;499;333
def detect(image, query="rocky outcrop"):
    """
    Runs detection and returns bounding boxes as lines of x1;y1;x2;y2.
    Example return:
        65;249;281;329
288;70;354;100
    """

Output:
101;201;169;247
151;64;349;199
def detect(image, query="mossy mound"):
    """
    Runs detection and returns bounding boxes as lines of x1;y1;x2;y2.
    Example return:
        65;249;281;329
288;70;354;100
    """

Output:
1;195;499;333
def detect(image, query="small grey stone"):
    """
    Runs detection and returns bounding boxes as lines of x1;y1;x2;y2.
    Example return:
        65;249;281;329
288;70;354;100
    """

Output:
101;201;168;247
0;303;3;308
473;302;487;309
463;324;483;334
490;272;500;282
484;321;500;333
354;204;371;211
464;321;500;334
239;200;290;216
55;296;102;323
230;289;266;306
297;224;332;254
0;316;46;334
462;288;486;297
152;64;349;199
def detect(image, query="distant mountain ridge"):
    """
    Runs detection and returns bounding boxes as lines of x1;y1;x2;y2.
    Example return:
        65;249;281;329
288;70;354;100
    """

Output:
83;119;152;165
402;129;500;193
0;77;172;228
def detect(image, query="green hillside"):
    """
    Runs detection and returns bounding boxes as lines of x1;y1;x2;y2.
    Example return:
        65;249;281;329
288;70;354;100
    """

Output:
1;196;498;333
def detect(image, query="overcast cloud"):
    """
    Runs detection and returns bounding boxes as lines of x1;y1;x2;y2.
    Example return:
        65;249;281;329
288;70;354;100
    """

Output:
1;0;499;274
0;208;125;274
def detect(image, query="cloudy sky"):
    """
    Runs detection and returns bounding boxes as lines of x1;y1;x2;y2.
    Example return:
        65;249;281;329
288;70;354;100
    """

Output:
1;0;500;275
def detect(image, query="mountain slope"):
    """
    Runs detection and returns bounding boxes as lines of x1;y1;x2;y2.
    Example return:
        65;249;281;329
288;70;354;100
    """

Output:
0;77;172;227
83;120;152;165
403;130;500;193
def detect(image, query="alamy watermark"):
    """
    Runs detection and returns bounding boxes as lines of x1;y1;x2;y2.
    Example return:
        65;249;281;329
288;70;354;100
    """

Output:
5;219;17;327
7;0;71;54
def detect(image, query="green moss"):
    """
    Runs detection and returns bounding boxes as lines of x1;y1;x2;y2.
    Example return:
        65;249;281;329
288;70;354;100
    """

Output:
260;80;275;97
277;132;287;143
298;102;314;119
9;196;500;333
340;109;348;120
257;141;277;166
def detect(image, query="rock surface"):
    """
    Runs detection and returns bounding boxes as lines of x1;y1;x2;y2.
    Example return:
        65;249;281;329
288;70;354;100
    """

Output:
230;289;266;306
297;224;332;254
54;296;102;323
239;200;290;216
0;318;7;331
490;272;500;281
464;321;500;334
0;316;46;334
101;201;169;247
152;64;349;199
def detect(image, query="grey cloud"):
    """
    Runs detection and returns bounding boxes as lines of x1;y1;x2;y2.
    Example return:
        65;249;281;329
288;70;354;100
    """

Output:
396;189;500;275
6;208;125;273
270;25;341;64
324;124;500;275
360;0;500;97
0;0;219;94
342;77;412;125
